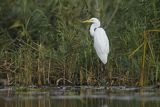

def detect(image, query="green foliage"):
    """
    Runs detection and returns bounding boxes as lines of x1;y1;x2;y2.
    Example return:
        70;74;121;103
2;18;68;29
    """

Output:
0;0;160;86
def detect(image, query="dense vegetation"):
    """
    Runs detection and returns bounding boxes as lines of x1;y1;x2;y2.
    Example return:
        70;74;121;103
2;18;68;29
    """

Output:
0;0;160;86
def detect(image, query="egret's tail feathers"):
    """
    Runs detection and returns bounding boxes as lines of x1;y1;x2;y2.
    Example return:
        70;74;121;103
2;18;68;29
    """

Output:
99;54;108;64
101;58;107;64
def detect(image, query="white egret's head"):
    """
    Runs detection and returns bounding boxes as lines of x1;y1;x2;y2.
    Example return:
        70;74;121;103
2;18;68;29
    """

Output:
82;18;100;27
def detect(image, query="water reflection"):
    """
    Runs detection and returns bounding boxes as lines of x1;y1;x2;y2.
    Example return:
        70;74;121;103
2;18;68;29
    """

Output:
0;86;160;107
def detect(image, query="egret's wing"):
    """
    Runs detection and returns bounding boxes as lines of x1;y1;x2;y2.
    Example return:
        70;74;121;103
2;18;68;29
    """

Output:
93;28;109;64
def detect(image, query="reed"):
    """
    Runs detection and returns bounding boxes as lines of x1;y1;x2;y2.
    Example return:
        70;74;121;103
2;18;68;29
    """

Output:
0;0;160;86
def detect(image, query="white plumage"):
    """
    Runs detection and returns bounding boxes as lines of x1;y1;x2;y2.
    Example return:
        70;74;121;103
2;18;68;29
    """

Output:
83;18;109;64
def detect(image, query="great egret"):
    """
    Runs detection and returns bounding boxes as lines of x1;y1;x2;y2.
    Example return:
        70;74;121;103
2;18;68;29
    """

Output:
82;18;109;64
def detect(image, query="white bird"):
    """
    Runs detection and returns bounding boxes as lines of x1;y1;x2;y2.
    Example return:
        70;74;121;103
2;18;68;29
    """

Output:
82;18;109;64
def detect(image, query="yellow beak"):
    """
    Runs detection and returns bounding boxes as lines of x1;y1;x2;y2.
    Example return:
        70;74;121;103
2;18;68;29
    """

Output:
82;19;93;23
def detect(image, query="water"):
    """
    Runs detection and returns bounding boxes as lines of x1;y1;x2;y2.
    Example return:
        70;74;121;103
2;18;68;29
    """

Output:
0;86;160;107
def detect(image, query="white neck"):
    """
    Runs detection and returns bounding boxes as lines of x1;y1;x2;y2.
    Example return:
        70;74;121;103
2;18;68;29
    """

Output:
89;23;100;37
